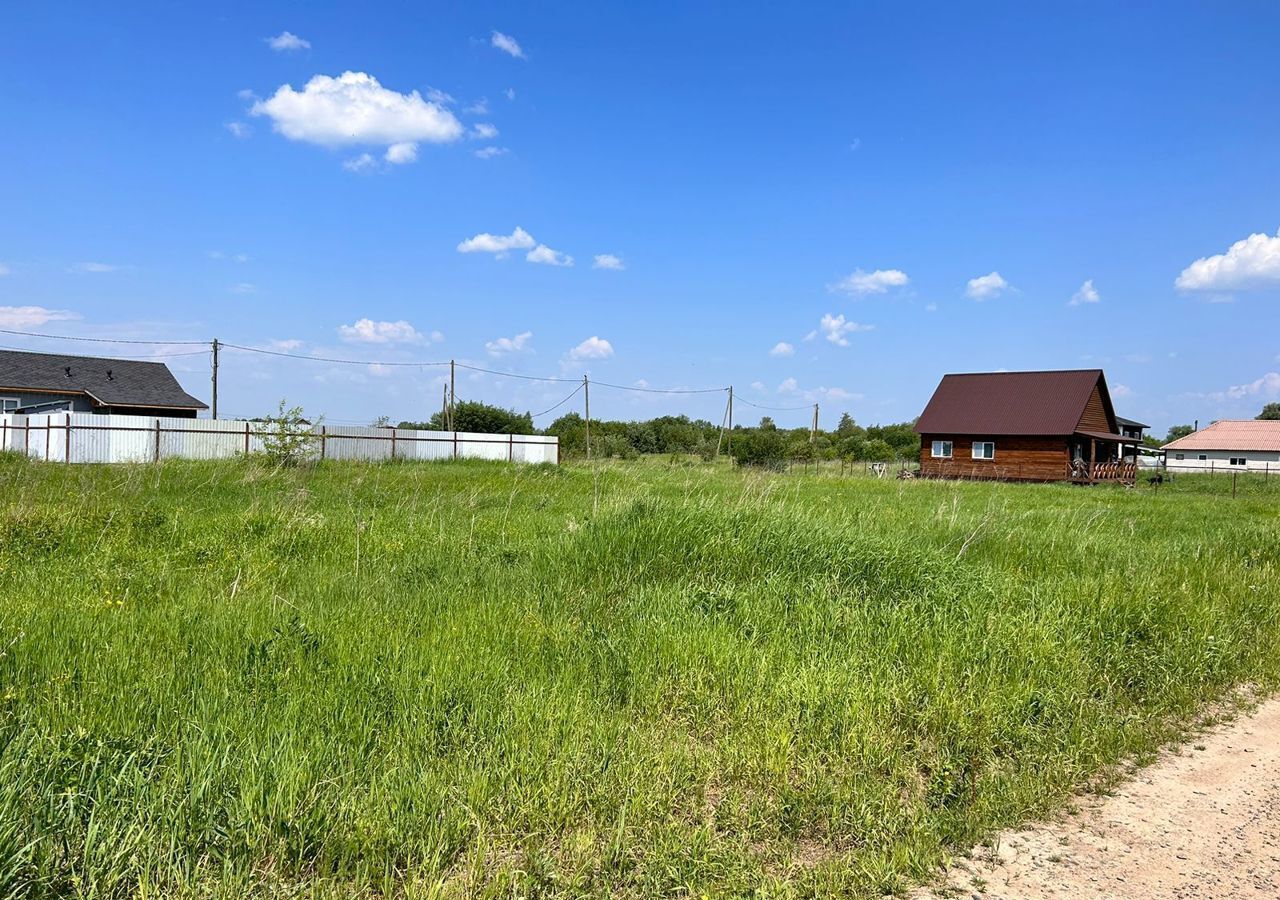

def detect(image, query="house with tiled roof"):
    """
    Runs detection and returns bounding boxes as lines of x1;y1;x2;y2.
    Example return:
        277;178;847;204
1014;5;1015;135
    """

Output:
0;349;207;417
913;369;1142;483
1162;420;1280;473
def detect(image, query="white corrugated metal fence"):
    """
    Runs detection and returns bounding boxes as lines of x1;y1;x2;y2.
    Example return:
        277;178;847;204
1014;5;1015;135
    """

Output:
0;413;558;465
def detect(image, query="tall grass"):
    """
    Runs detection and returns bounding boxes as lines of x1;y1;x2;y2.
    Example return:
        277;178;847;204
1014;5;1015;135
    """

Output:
0;454;1276;898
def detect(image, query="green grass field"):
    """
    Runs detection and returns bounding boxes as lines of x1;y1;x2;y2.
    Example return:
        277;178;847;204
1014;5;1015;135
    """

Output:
1;454;1277;898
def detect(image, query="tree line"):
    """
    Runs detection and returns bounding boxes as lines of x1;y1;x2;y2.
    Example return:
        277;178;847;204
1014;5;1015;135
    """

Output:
392;400;1280;465
397;402;920;465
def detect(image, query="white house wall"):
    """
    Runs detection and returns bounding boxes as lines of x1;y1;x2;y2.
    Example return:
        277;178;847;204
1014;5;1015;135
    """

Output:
1165;448;1280;473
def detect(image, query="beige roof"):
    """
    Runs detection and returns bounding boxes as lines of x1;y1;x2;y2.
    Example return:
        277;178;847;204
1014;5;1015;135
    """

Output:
1162;420;1280;452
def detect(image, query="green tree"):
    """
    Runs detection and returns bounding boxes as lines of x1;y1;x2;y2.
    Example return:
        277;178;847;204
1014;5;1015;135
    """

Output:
260;399;320;467
836;412;859;437
729;428;787;469
1258;402;1280;420
1164;424;1195;443
407;401;533;435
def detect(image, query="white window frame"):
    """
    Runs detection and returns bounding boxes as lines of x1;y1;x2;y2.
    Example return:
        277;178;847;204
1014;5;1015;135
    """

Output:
931;440;952;458
971;441;995;460
0;396;18;414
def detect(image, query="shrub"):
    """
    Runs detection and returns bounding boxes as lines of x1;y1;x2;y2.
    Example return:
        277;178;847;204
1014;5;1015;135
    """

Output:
260;400;319;467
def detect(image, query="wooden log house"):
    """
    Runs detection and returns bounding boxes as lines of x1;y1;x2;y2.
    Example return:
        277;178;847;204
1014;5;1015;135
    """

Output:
914;369;1141;483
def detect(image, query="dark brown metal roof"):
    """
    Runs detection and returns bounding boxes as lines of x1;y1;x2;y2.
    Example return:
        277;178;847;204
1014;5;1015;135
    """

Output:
914;369;1112;436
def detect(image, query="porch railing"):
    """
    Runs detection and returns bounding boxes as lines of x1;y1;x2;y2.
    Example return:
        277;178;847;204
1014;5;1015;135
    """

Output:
1069;460;1137;482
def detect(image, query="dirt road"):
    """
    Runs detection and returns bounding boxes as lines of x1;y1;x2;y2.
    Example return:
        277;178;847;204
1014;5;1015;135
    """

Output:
916;698;1280;899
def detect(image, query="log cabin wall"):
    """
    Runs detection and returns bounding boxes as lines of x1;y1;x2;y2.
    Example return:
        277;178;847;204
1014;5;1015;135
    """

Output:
919;435;1070;481
1076;384;1113;433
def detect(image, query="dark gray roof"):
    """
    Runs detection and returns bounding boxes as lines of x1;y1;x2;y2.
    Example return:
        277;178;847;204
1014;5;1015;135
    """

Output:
0;349;207;410
1115;415;1148;429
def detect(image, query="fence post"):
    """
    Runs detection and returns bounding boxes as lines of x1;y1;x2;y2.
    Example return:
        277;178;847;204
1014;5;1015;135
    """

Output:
1233;470;1238;499
65;413;71;464
452;428;458;461
509;432;514;463
391;426;397;460
321;425;327;460
45;418;50;461
243;422;250;456
25;418;31;458
154;419;161;463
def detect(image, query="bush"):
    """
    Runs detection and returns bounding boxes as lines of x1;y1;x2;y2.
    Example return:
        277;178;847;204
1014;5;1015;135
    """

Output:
259;400;319;467
729;428;787;469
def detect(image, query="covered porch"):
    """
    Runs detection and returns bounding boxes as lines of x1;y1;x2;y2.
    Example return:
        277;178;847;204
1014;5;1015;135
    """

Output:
1068;431;1141;484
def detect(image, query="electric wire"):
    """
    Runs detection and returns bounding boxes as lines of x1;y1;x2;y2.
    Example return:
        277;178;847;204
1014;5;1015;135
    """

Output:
531;382;585;418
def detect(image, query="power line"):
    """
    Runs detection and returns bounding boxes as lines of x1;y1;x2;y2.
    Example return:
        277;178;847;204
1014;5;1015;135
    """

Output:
454;361;579;384
220;342;449;368
531;382;585;418
592;379;727;395
4;329;733;398
735;396;812;412
0;343;209;361
0;328;207;346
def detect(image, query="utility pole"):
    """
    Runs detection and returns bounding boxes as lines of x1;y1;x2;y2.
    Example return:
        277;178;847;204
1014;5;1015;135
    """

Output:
449;360;456;431
727;385;733;458
811;402;819;451
583;375;591;460
210;338;220;420
441;385;449;430
715;388;731;458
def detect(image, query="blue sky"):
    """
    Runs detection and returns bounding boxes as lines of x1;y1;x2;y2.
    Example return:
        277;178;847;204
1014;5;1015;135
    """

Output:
1;2;1278;432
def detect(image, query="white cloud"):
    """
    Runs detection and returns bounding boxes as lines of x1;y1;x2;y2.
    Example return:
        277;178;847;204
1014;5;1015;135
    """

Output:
426;88;455;106
457;226;535;256
1211;371;1280;402
830;267;909;296
527;244;573;267
343;153;376;172
819;313;873;346
485;330;533;355
470;122;498;139
769;341;794;357
1111;383;1133;398
473;146;508;159
225;121;251;139
385;141;418;164
1176;229;1280;292
207;250;250;263
266;31;311;51
924;302;938;312
491;31;526;59
73;262;121;273
267;338;303;351
778;377;798;393
464;98;489;115
1069;279;1101;306
504;87;516;101
965;271;1011;300
802;330;818;342
750;381;766;392
230;282;257;294
251;72;463;160
592;254;625;270
0;305;80;327
568;336;613;361
337;318;425;344
429;330;445;343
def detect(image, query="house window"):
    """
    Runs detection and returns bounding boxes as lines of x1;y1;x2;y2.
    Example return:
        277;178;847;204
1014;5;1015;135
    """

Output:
931;440;952;458
1175;453;1184;461
1230;457;1247;466
0;397;18;413
1198;454;1207;461
971;441;995;460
